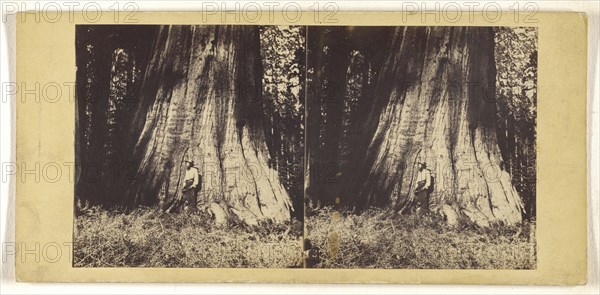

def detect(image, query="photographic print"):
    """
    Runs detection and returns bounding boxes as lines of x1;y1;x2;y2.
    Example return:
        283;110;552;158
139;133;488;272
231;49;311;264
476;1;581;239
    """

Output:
15;11;588;283
73;25;306;268
73;23;537;270
304;26;537;269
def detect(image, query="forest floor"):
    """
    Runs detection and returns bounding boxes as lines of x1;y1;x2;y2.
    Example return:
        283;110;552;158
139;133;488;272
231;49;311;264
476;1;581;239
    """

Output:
306;206;537;269
74;206;536;269
74;206;304;268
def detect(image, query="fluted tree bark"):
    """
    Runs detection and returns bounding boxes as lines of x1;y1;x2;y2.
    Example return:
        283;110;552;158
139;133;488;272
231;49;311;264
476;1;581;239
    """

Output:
351;27;524;226
127;25;293;225
308;27;525;227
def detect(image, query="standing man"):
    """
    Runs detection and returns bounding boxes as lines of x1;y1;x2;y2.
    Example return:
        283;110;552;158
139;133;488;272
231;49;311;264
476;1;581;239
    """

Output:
182;160;201;213
414;161;432;214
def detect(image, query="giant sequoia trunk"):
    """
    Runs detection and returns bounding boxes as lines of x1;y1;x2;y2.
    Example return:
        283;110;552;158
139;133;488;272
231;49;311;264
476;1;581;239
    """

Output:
359;27;524;226
127;25;293;225
309;27;524;227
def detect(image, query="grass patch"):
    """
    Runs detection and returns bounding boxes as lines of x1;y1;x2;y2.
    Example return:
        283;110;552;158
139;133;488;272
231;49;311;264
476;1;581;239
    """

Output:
306;206;536;269
74;206;303;268
75;205;536;269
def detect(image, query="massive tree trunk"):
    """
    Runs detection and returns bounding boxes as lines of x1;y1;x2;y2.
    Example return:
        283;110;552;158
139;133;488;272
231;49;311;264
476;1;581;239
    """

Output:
355;27;524;226
127;25;293;225
308;27;524;227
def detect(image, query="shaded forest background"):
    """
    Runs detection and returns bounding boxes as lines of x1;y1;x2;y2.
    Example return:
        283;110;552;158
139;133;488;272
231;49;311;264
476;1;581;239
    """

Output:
494;27;537;220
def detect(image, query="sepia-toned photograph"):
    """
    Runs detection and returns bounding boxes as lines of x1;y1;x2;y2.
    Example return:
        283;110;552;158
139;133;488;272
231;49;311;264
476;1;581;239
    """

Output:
304;26;537;269
11;8;593;285
73;24;537;270
73;25;306;268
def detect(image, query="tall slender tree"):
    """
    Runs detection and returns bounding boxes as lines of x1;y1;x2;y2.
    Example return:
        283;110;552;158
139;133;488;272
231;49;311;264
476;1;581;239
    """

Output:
75;26;155;206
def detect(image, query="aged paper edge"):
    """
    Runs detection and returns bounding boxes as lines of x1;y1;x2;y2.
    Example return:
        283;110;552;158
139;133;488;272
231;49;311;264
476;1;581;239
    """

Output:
15;11;587;284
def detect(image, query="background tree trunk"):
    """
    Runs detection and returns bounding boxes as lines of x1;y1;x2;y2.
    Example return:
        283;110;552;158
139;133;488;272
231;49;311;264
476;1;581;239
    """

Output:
126;25;293;225
75;26;155;207
494;27;537;221
258;26;306;221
